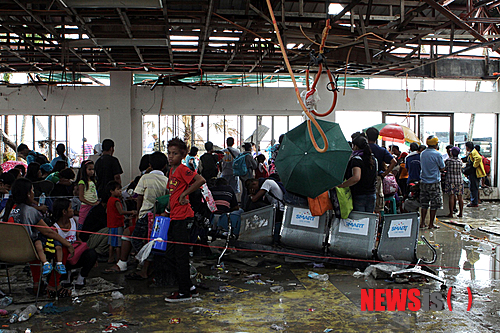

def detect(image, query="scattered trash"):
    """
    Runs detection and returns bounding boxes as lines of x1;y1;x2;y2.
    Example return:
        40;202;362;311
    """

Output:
270;286;284;293
67;321;88;327
308;271;329;281
307;308;315;312
185;307;221;316
313;263;325;268
18;304;38;322
219;285;248;293
0;297;13;308
266;280;274;283
72;297;83;304
0;277;16;284
41;303;74;314
0;309;7;315
324;329;334;333
245;274;261;280
464;224;471;233
102;323;128;332
111;291;124;300
169;318;180;324
102;312;113;316
25;329;31;333
270;324;285;330
9;309;21;323
89;318;97;323
352;270;365;278
275;265;282;269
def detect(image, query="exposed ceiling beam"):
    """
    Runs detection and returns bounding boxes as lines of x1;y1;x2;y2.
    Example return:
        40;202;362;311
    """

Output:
161;0;174;66
331;0;363;22
199;0;215;69
422;0;488;42
224;20;253;72
12;0;95;71
249;50;269;73
116;8;144;63
56;0;116;66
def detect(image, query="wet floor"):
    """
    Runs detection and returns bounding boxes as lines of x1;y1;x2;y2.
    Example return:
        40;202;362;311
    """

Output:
3;205;500;332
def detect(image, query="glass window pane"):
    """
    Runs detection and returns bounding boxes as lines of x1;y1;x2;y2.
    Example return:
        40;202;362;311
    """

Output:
18;115;34;153
192;116;208;149
288;116;303;131
159;115;173;152
68;115;84;167
259;116;273;154
224;115;239;148
83;115;99;160
336;111;382;139
273;116;288;144
143;115;159;154
242;116;257;143
208;115;225;150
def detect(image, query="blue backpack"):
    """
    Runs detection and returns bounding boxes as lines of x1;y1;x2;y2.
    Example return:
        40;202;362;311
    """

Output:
232;152;249;176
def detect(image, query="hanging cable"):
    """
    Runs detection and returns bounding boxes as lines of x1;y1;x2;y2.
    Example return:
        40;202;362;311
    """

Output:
265;0;333;153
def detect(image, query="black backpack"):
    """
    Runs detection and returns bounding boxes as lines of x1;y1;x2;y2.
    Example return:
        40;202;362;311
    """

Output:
199;153;218;180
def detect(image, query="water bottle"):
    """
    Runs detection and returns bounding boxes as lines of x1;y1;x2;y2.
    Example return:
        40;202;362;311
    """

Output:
0;296;13;307
464;224;471;233
9;309;21;323
18;304;37;322
308;271;329;281
38;193;46;206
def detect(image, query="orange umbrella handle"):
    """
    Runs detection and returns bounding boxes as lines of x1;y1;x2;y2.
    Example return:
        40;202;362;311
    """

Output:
265;0;328;153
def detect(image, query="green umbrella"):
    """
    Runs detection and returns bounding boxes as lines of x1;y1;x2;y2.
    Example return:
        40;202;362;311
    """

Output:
275;119;352;198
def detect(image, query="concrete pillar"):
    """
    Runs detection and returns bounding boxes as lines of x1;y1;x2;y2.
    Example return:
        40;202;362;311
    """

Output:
106;72;134;185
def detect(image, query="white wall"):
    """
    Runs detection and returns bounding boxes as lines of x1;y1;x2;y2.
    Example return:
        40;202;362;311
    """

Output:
0;72;498;183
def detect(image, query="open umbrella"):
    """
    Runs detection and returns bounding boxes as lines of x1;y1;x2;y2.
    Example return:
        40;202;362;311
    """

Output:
275;119;351;198
1;160;27;172
367;123;420;144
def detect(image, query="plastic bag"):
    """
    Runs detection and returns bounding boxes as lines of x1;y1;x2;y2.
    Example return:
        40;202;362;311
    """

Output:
201;184;217;213
300;89;320;112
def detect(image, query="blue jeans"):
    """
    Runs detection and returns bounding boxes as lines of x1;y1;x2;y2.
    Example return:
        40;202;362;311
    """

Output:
213;209;243;235
469;172;480;205
352;193;376;213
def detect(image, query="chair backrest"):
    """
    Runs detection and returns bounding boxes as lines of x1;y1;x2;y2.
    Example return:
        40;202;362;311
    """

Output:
0;223;39;263
32;180;54;198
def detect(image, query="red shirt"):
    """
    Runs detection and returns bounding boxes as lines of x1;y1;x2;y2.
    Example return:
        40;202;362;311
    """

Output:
168;164;196;220
107;197;124;228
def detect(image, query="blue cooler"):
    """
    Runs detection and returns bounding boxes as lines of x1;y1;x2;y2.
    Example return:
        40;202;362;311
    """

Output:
150;216;170;254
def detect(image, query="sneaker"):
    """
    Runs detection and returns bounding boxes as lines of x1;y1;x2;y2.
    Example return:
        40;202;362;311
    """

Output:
165;292;192;302
467;203;478;207
54;263;67;275
190;286;199;297
42;262;53;276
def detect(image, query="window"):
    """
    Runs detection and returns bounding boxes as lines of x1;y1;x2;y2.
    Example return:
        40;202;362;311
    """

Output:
0;115;99;167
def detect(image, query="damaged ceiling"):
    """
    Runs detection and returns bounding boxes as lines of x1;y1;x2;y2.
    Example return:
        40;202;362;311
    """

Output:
1;0;500;78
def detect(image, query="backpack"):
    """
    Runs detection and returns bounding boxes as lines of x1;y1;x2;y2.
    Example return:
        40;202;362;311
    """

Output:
29;151;49;165
382;173;398;195
232;152;249;176
482;155;491;174
258;177;286;204
199;153;218;180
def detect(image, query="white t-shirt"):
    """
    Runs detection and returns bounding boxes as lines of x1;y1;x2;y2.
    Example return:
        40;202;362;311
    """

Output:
54;218;78;244
261;179;285;211
134;170;169;218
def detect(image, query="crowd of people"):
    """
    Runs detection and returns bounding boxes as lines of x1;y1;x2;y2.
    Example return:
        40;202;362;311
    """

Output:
1;135;286;302
1;129;490;301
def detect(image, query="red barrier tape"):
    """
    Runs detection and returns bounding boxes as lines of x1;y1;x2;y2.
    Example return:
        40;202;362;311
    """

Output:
1;220;499;274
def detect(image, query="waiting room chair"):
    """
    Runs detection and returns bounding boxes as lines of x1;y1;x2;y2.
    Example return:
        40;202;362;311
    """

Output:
0;223;43;304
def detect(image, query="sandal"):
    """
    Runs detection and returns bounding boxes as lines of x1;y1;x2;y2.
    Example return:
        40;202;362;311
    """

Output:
47;287;72;298
104;265;126;274
428;225;440;229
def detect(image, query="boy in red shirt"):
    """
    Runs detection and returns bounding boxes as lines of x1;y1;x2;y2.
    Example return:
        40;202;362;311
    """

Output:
106;181;136;264
164;138;206;302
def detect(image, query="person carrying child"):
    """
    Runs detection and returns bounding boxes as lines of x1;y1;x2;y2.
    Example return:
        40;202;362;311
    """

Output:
164;138;206;302
106;181;136;264
77;160;99;230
